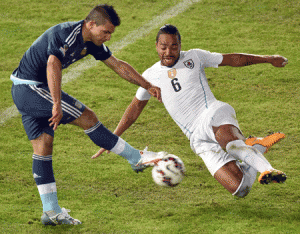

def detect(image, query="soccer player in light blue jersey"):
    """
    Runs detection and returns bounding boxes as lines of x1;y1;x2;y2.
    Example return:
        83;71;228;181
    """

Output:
93;24;288;199
11;5;165;226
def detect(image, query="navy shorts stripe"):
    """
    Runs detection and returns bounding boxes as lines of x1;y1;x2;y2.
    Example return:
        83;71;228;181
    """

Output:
29;85;82;118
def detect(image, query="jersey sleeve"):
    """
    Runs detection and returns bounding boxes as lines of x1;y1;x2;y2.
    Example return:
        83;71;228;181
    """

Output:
193;49;223;68
136;87;151;101
47;31;65;62
89;43;112;61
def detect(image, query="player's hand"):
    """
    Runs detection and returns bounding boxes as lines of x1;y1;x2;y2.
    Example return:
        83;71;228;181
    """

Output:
49;103;63;131
91;148;110;159
269;55;288;67
147;86;162;102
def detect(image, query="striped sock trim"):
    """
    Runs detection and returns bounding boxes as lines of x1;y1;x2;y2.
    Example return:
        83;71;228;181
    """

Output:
37;182;57;195
84;121;102;134
32;154;52;161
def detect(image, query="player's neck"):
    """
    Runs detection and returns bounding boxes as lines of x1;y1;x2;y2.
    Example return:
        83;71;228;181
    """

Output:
82;21;90;43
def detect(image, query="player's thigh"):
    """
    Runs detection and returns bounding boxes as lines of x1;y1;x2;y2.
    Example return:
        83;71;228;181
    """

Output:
22;114;54;142
21;114;54;156
210;103;245;149
69;106;98;130
58;88;87;125
31;132;54;156
194;141;236;175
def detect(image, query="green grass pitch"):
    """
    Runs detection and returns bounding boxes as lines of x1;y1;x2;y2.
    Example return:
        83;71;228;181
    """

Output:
0;0;299;233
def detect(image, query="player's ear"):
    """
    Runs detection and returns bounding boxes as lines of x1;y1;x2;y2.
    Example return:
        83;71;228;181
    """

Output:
87;20;96;29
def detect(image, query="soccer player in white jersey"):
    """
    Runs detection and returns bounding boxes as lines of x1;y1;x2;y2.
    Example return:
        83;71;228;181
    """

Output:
10;5;166;226
93;24;288;198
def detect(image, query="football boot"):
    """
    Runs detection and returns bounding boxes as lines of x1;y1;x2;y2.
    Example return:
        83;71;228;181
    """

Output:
245;132;285;153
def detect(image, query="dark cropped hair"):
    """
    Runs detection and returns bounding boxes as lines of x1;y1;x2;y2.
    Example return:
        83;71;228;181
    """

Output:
156;24;181;43
85;4;120;26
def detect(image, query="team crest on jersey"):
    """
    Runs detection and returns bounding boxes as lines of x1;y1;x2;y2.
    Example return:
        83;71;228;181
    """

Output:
75;101;83;109
80;47;87;56
59;44;69;57
168;68;177;79
183;59;194;69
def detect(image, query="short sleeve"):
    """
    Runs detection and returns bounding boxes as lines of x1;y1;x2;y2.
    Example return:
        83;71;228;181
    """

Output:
136;87;151;101
47;32;65;62
136;70;152;101
193;49;223;68
89;43;112;61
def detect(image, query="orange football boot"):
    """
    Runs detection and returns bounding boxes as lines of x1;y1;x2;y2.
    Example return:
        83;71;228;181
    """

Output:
245;132;285;153
258;169;287;185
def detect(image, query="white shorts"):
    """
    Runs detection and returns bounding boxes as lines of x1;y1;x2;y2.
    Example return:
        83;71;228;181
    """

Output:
190;100;241;176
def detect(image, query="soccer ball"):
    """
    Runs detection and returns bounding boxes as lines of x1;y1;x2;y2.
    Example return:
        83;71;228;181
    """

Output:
152;154;185;187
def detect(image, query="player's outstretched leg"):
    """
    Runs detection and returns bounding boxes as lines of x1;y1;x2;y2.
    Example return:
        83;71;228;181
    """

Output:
84;121;166;173
226;140;287;185
72;108;166;172
245;132;285;154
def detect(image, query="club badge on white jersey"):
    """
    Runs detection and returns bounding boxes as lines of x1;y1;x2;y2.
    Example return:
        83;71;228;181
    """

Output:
183;59;194;69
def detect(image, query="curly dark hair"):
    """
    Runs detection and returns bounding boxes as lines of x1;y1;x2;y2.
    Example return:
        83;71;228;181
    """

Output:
156;24;181;43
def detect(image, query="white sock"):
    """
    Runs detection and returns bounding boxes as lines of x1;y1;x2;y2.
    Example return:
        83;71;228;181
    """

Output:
237;161;257;185
252;144;267;154
226;140;273;173
233;162;258;198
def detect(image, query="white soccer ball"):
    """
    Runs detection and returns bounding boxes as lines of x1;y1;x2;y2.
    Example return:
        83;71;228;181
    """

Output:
152;154;185;187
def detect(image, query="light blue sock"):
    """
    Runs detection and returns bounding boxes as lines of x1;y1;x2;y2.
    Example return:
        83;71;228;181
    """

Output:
40;192;61;214
110;138;141;165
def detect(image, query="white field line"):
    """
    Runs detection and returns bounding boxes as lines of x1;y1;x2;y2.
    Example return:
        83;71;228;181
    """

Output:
0;0;201;125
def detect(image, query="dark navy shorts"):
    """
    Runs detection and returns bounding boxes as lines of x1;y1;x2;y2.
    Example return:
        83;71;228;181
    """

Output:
11;84;86;140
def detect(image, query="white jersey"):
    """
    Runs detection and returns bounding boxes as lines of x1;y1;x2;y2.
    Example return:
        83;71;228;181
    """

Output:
136;49;223;139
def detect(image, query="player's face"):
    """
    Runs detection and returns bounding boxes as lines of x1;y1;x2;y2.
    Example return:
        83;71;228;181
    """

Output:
156;34;181;67
90;20;115;46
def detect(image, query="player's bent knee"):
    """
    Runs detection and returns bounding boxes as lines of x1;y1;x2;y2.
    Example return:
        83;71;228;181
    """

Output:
71;107;98;129
31;133;54;156
82;107;97;119
84;109;99;129
232;175;252;198
233;162;257;198
213;125;245;150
